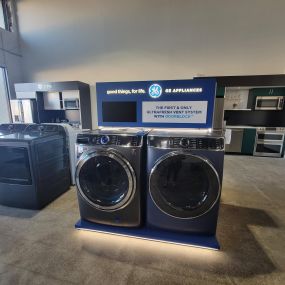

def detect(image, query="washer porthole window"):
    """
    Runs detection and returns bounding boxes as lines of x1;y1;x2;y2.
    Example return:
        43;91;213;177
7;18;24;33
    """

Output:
76;151;136;211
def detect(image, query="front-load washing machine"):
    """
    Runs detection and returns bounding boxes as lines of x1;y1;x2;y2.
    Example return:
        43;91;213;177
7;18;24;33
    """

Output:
147;129;224;235
75;128;148;227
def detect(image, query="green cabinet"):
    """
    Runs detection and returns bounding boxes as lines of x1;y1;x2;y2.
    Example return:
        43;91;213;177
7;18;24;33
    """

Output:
251;88;285;97
241;129;256;155
216;86;225;98
248;87;285;109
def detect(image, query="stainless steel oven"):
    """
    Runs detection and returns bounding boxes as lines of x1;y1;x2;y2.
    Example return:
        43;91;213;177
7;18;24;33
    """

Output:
254;127;285;157
255;96;284;110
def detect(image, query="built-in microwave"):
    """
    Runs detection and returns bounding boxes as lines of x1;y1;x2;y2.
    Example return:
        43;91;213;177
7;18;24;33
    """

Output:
255;96;284;110
63;98;79;110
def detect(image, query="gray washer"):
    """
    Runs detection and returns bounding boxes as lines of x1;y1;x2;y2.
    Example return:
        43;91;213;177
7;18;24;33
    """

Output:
75;128;148;227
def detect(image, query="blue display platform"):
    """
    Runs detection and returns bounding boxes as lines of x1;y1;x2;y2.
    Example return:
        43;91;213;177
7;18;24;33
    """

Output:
75;219;220;250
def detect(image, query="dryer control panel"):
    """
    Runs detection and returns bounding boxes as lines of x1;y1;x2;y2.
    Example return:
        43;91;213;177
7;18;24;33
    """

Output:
148;136;224;150
76;134;142;147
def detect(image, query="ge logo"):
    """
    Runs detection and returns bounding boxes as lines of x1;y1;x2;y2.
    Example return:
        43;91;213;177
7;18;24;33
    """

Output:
148;84;162;98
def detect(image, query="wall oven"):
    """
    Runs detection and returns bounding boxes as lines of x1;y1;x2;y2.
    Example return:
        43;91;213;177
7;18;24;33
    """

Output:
254;127;285;157
255;96;284;110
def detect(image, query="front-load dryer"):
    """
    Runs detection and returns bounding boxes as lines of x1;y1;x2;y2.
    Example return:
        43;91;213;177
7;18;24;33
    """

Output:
75;128;148;227
147;129;224;235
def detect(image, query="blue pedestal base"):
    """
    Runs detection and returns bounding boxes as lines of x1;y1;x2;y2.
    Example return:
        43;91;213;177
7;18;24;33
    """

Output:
75;219;220;250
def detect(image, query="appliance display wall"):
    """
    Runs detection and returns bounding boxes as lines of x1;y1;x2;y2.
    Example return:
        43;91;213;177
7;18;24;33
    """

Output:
14;81;92;129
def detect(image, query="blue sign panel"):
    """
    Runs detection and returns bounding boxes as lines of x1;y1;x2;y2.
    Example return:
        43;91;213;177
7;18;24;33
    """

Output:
96;79;216;128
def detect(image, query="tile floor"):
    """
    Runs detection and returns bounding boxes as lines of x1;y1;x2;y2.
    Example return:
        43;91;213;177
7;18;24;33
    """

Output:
0;155;284;284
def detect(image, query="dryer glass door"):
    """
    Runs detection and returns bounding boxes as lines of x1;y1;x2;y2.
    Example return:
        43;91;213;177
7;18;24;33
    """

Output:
150;153;220;219
76;151;136;211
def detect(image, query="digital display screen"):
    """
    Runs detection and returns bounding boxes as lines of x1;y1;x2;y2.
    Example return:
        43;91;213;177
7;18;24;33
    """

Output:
102;101;137;122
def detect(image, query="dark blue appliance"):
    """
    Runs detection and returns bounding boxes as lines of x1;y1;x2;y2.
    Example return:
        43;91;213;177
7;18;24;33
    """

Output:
0;124;70;209
146;129;224;235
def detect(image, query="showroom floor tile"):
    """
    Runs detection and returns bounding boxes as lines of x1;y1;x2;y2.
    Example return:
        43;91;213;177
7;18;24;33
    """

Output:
0;155;284;284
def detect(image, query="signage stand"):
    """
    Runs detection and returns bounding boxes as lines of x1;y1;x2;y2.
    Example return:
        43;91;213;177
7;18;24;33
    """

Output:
96;79;216;129
75;78;221;251
75;219;220;250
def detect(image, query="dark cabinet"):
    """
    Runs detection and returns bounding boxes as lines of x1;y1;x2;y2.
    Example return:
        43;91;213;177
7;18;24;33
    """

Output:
241;129;256;155
216;87;225;98
251;88;285;97
247;88;285;109
14;81;92;129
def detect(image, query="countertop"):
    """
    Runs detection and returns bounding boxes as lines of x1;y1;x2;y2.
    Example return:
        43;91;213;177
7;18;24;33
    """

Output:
226;125;258;129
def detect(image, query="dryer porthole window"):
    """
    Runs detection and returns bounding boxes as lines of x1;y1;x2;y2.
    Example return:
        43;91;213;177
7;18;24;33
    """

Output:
149;152;221;219
146;129;224;235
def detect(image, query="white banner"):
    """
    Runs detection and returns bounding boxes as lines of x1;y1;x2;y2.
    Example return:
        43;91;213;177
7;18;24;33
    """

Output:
142;101;208;124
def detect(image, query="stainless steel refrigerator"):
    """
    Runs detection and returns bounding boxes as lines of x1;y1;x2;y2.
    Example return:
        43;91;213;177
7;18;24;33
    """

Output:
10;99;39;123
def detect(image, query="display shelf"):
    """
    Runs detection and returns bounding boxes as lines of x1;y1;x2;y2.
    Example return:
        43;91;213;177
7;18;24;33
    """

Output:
75;219;220;250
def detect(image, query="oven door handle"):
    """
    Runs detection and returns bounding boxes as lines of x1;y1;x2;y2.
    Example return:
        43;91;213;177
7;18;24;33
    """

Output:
278;98;284;109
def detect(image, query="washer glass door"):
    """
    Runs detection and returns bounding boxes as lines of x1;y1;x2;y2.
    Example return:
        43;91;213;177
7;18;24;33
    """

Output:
150;153;220;219
76;151;135;211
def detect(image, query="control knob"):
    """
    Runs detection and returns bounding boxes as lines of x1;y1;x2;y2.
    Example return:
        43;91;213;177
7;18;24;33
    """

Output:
179;138;189;147
100;135;110;145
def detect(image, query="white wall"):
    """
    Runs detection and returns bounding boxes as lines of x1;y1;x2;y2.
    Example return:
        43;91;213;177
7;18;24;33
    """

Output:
0;0;24;122
0;2;23;122
0;67;11;123
16;0;285;127
0;30;23;95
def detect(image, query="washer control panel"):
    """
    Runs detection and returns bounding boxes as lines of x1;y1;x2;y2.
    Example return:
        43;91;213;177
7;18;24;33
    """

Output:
76;134;142;147
148;136;224;150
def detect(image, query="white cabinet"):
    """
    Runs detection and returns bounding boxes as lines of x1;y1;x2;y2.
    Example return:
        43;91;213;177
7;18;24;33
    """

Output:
43;92;62;110
62;90;80;100
224;88;250;110
225;128;244;153
62;90;80;110
16;91;37;99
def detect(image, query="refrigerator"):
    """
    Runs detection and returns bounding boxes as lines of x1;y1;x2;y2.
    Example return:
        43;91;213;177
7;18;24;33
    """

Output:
10;99;39;123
